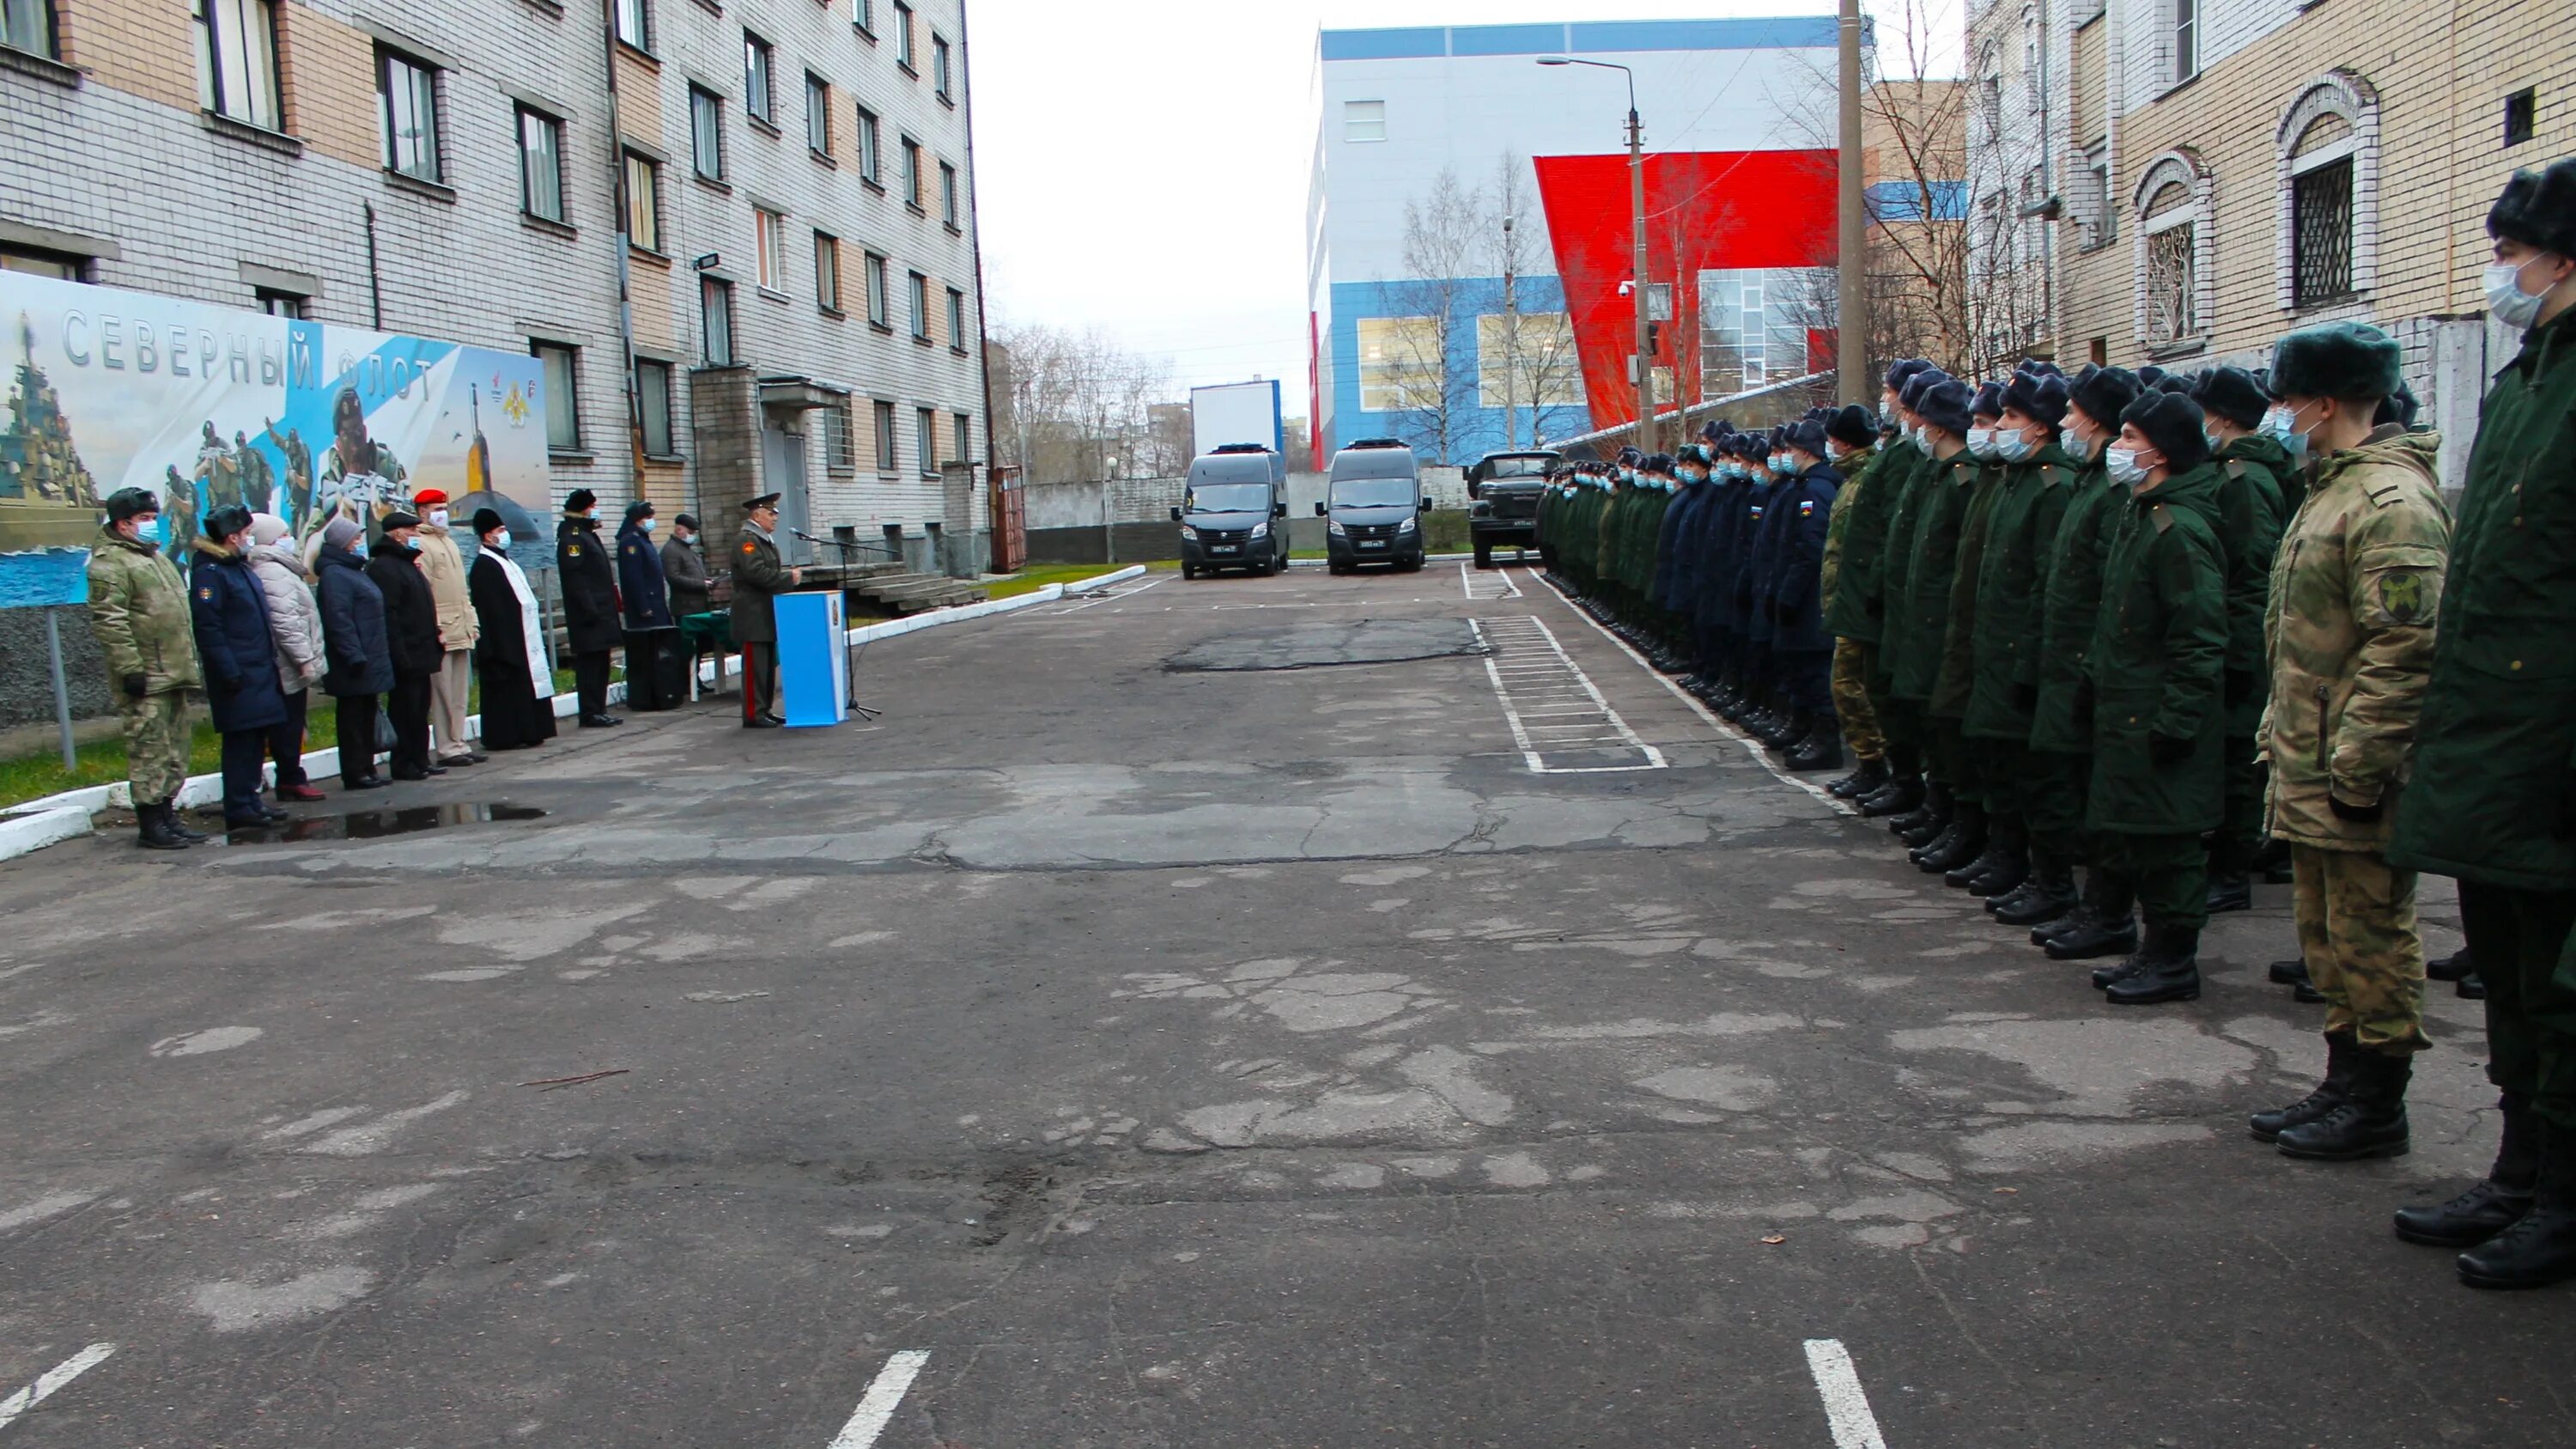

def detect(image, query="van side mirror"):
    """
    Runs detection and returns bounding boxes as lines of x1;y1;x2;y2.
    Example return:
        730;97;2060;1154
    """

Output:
1274;502;1288;518
1169;506;1182;522
1314;502;1328;517
1420;496;1434;511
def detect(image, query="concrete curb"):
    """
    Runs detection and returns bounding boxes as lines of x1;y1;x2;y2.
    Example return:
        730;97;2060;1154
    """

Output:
0;565;1133;863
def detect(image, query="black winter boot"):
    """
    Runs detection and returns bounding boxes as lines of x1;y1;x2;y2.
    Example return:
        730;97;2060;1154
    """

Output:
1829;757;1888;800
2427;947;2476;983
2397;1093;2541;1247
1859;772;1923;819
1919;809;1987;873
1786;728;1844;773
2101;924;2202;1004
2251;1032;2360;1142
137;801;191;852
1891;781;1950;837
2458;971;2488;1001
1993;851;2077;926
2457;1120;2576;1290
2205;869;2253;913
2276;1048;2411;1160
163;802;210;843
2046;874;2138;959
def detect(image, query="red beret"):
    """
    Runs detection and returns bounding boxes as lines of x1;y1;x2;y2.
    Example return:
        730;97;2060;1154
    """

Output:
412;488;450;506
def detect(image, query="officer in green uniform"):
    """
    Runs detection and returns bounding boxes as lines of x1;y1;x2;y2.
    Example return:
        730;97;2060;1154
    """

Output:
1886;377;1981;866
2083;391;2230;1006
2190;366;2293;913
2388;158;2576;1288
2240;322;2449;1165
1861;366;1948;825
86;486;207;849
731;493;801;729
1923;382;2014;886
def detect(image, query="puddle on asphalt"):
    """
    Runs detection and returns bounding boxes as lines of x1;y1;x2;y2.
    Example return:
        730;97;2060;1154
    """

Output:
218;803;548;845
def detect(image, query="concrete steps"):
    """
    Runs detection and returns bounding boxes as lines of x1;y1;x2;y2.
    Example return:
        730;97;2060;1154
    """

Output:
852;569;989;614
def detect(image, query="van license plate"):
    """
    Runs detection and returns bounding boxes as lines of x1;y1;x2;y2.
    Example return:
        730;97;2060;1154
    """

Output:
1358;540;1387;550
1211;545;1238;555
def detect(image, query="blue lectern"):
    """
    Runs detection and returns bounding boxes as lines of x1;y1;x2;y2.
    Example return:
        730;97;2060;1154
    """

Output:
774;589;850;728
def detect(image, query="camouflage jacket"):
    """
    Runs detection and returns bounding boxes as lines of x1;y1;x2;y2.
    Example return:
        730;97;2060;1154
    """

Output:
84;526;204;695
1816;443;1877;609
1826;437;1920;644
2262;427;2450;850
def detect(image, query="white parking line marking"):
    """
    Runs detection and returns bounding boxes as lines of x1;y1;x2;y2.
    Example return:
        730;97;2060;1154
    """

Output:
1457;562;1523;600
1803;1339;1890;1449
1470;617;1666;774
1045;576;1168;614
826;1349;930;1449
0;1342;115;1434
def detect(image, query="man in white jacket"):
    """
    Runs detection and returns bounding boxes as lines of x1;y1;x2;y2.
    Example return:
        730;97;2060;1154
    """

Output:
410;488;484;766
246;514;328;801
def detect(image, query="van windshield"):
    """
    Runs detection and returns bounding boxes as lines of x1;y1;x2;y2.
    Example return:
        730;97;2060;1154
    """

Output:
1484;456;1552;478
1330;478;1417;509
1182;483;1273;514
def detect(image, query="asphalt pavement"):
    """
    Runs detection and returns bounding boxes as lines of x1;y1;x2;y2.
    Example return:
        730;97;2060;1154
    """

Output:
2;560;2566;1447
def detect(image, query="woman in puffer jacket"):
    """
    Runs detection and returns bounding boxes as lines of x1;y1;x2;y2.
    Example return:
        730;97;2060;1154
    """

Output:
247;514;328;801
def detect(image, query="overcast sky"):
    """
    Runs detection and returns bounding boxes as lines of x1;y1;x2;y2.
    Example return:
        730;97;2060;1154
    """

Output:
968;3;1960;419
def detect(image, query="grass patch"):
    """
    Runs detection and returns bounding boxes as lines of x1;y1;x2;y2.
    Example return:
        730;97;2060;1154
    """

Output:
983;563;1143;600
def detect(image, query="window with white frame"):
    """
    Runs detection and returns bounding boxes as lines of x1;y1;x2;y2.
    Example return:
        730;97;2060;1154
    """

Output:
893;1;916;71
865;252;890;327
872;399;897;472
614;0;648;52
2170;0;2197;86
805;72;832;155
933;33;952;100
623;150;661;250
855;105;881;186
853;0;873;36
2133;153;2212;351
1345;100;1387;143
533;343;580;451
916;405;939;476
902;137;923;210
1474;314;1583;408
940;161;960;228
635;360;674;457
3;0;58;60
519;107;566;222
378;47;441;181
756;208;787;293
953;412;970;466
823;397;855;476
1356;316;1442;411
2081;143;2113;250
946;287;967;350
702;276;735;365
1698;270;1820;392
908;271;929;340
690;86;723;180
2275;74;2379;313
815;231;841;312
744;32;774;125
196;0;282;131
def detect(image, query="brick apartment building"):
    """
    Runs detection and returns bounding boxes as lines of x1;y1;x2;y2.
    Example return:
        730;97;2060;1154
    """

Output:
1968;0;2572;487
0;0;988;563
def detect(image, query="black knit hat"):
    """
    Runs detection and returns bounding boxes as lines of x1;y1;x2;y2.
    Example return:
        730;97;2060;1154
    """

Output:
2002;371;2069;429
564;488;598;514
1899;367;1951;412
2191;366;2270;429
674;513;700;530
2120;391;2212;474
2488;159;2576;258
2069;366;2142;433
1883;357;1935;392
2271;320;2403;400
104;486;161;523
1971;381;2007;420
471;508;507;537
2375;381;2422;429
1785;417;1829;455
1917;378;1975;437
204;503;253;543
1826;404;1877;448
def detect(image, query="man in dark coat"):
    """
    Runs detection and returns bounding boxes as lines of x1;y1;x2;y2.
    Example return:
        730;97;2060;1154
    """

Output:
2389;158;2576;1289
189;504;292;829
1887;377;1981;864
617;500;683;712
315;516;393;789
2082;391;2230;1007
467;509;558;751
367;511;446;781
1768;418;1844;770
732;493;802;728
556;488;623;728
662;513;714;618
2190;365;2293;913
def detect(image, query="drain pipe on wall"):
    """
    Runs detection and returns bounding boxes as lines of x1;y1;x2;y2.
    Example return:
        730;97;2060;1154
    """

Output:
959;0;996;558
362;202;384;329
600;0;646;503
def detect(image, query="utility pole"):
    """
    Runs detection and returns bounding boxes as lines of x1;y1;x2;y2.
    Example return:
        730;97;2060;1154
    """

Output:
1538;56;1651;452
1502;214;1517;451
1837;0;1868;405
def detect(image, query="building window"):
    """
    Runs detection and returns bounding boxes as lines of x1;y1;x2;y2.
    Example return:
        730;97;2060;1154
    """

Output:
1474;313;1583;407
2171;0;2196;86
855;105;881;185
533;343;580;451
940;161;960;228
805;72;833;155
635;360;674;457
613;0;648;52
2275;75;2379;312
872;399;897;472
3;0;58;60
945;287;967;351
2505;88;2537;149
852;0;873;37
917;405;939;476
2081;143;2114;250
933;33;951;100
2291;157;2355;307
908;271;929;340
952;412;970;466
815;231;841;312
702;277;735;365
823;397;855;476
623;150;661;251
1980;69;2002;140
2022;6;2042;111
1345;100;1386;143
519;107;567;222
755;208;787;293
0;246;83;280
1356;316;1443;412
744;32;774;126
893;1;916;71
254;288;307;318
1697;271;1820;393
2144;188;2198;347
196;0;282;132
378;48;442;182
690;86;723;181
902;137;923;210
864;252;890;327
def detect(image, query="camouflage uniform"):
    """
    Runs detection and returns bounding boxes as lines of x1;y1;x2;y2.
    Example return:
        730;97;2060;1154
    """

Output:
1820;443;1885;762
2263;426;2451;1053
84;524;204;806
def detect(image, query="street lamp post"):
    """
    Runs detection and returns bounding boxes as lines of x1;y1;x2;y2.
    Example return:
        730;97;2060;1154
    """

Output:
1538;56;1654;455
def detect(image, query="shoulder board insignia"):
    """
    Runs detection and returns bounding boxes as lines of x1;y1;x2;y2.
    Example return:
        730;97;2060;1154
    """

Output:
2225;460;2246;480
198;587;213;599
566;545;580;556
2150;504;2173;533
2044;466;2073;486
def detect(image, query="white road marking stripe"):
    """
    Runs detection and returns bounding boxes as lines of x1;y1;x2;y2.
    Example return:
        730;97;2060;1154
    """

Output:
0;1342;115;1433
1802;1339;1890;1449
826;1349;931;1449
1470;617;1666;774
1456;561;1524;600
1046;576;1168;614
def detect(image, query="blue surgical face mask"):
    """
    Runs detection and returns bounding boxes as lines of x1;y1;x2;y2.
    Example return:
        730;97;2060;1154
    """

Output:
136;515;167;546
2105;446;2150;488
1993;429;2035;463
2261;404;2312;465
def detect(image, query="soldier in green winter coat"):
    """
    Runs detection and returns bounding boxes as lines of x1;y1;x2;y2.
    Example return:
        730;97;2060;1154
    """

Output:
1815;405;1888;799
1857;365;1949;824
2388;159;2576;1289
2032;367;2148;963
85;486;209;850
1886;377;1984;869
1965;370;2080;925
1918;382;2014;885
2233;323;2450;1167
2190;366;2294;912
2081;391;2230;1008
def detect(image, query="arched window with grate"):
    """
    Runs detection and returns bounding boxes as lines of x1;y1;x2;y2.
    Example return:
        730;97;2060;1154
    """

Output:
2275;72;2380;314
2131;150;2215;355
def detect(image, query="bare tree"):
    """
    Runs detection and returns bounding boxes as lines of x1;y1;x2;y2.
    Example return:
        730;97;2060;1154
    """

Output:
1376;167;1485;463
987;321;1176;483
1485;155;1590;452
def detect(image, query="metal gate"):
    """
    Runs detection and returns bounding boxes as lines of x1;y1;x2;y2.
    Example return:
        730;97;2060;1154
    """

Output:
987;464;1026;572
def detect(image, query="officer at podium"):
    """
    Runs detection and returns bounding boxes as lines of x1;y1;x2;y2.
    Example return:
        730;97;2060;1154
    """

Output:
733;493;801;729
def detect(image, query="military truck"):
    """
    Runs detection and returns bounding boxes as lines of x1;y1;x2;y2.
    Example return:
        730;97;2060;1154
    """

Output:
1463;449;1563;569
